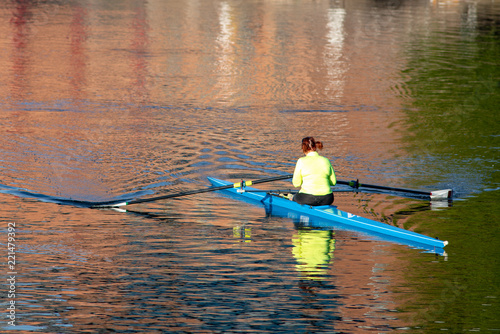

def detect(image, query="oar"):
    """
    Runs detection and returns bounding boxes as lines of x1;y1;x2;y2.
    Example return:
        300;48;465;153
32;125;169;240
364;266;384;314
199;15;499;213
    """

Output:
337;179;453;200
91;174;452;209
245;175;452;200
238;175;452;200
90;175;292;208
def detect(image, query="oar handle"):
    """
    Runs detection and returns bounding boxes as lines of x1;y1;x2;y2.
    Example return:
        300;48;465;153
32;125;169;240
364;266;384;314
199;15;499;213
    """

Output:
247;174;293;186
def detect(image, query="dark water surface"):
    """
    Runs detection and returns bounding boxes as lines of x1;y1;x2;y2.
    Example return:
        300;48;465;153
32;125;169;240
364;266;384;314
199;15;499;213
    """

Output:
0;0;498;332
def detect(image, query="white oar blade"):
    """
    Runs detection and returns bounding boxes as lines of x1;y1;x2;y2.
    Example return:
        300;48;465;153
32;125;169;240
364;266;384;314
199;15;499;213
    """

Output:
91;202;128;208
430;189;453;200
110;207;128;213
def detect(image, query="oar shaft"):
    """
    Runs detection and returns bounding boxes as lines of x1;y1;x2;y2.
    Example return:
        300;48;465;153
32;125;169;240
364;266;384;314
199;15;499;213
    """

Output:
122;175;293;206
337;179;452;200
336;180;431;196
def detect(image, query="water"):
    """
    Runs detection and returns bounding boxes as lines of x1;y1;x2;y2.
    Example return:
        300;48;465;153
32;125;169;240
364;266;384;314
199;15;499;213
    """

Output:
1;0;498;332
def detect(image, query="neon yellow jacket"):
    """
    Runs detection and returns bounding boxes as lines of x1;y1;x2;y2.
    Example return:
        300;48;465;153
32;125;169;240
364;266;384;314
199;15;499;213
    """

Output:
292;151;336;195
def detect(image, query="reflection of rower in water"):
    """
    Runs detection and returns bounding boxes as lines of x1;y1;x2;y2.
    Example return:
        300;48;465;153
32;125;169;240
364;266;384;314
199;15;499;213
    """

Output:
291;228;336;280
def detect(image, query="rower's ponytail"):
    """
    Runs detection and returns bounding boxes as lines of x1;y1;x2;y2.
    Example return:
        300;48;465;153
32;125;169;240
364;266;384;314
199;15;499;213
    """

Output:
301;137;323;153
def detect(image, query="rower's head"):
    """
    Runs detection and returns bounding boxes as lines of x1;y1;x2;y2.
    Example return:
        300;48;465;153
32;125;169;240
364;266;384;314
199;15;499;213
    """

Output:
301;136;323;154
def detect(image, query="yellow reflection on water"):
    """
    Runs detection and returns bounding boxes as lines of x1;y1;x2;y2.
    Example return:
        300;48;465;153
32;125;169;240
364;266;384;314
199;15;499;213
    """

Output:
233;225;252;243
292;229;335;280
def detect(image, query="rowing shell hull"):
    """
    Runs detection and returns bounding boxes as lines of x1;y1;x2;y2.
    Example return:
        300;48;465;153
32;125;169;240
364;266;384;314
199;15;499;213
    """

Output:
208;177;448;252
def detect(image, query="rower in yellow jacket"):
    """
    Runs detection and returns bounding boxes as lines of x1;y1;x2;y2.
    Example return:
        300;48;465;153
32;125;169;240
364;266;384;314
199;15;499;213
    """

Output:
292;137;336;206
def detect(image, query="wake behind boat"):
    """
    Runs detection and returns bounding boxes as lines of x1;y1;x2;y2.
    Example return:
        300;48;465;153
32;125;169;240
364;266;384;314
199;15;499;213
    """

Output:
208;177;448;254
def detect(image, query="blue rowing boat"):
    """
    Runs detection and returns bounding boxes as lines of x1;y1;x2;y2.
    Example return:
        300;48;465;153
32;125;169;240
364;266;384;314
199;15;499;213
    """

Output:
208;177;448;254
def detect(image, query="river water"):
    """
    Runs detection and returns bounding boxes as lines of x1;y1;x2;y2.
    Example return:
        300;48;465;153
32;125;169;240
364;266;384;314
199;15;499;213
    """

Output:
0;0;498;332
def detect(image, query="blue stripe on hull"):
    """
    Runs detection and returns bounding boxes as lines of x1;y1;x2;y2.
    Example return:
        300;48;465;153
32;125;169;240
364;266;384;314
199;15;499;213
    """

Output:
208;177;447;253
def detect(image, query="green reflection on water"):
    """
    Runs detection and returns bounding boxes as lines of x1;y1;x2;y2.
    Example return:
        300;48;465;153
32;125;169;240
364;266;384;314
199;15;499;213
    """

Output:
397;190;500;332
400;16;499;188
396;12;500;331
